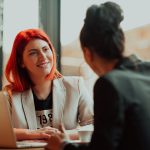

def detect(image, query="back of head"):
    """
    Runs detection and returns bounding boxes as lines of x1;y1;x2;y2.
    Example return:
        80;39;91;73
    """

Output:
80;1;125;60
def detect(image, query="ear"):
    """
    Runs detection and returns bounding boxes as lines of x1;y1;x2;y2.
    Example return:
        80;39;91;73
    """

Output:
83;47;94;64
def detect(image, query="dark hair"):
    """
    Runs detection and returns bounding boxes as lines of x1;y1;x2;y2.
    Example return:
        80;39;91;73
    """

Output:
80;1;125;59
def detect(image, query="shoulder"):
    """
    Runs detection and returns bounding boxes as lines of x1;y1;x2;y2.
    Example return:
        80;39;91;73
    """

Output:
2;86;32;101
101;68;137;87
94;68;139;98
94;70;127;95
62;76;83;82
95;70;125;85
54;76;86;94
56;76;84;87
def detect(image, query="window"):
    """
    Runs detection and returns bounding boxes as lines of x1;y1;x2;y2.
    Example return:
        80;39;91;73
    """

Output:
61;0;150;46
0;0;3;89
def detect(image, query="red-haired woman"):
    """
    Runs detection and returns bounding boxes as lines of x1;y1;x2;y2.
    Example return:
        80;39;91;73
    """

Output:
3;29;93;141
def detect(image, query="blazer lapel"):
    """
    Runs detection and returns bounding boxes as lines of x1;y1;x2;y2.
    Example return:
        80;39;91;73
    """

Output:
52;78;66;128
21;89;37;129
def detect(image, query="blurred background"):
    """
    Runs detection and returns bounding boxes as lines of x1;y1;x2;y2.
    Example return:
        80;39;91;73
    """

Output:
0;0;150;94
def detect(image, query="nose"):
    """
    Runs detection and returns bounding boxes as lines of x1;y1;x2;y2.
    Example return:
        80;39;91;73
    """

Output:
38;51;46;61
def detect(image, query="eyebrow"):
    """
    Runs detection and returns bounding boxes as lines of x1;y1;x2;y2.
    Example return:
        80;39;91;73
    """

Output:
28;46;50;51
42;46;49;49
28;49;37;52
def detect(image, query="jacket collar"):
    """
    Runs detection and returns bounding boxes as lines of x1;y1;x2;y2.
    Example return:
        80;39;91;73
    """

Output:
20;77;66;129
21;89;37;129
115;54;142;71
52;78;66;128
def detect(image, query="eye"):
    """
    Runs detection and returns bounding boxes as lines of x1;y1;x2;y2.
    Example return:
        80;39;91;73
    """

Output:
43;47;53;56
29;50;38;56
43;46;50;52
43;47;49;52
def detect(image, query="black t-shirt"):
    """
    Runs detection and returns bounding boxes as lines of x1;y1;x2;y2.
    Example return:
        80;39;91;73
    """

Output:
33;92;53;128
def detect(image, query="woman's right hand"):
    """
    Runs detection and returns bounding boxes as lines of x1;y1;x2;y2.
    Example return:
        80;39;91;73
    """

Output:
36;126;61;135
14;127;61;141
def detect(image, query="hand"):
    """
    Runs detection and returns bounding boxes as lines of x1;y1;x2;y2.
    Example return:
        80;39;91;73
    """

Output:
45;123;67;150
59;124;79;140
46;133;63;150
27;127;61;140
58;123;69;140
36;126;61;135
14;127;61;141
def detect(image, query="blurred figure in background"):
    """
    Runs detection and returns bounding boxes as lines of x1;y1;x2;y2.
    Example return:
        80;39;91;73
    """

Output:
46;1;150;150
2;28;93;141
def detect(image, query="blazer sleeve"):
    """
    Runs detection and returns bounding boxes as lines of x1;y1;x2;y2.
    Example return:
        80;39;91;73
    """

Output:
77;77;94;126
63;77;124;150
90;77;124;150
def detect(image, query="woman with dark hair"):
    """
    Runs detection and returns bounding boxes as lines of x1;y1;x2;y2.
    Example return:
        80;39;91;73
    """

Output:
46;1;150;150
2;28;93;141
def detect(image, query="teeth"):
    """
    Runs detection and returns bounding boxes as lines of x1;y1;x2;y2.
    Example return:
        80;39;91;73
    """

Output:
37;62;49;67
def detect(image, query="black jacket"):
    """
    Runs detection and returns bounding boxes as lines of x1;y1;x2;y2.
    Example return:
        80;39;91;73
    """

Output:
64;55;150;150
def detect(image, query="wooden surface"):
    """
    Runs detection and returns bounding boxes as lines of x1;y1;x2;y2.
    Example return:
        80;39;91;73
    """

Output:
0;148;44;150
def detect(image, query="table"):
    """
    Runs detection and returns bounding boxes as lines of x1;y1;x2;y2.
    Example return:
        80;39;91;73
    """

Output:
0;148;44;150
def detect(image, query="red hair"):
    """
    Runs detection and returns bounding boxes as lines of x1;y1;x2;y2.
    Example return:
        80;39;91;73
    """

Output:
5;28;62;92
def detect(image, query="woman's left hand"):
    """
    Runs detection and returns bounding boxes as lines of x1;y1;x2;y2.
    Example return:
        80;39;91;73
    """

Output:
45;123;68;150
36;126;61;135
46;133;64;150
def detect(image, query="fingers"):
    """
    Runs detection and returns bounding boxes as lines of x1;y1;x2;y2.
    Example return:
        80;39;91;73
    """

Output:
46;134;63;150
44;129;61;135
58;124;70;140
27;127;61;140
59;123;65;133
37;127;60;134
27;126;68;141
27;131;51;140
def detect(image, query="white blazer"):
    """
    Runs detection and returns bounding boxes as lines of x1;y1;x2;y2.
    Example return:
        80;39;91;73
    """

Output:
4;76;93;130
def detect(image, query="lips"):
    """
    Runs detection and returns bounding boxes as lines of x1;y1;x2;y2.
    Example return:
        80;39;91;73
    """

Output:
37;62;49;67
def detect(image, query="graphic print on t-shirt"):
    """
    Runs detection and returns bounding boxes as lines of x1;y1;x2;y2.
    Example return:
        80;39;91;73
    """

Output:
36;109;53;128
33;91;53;128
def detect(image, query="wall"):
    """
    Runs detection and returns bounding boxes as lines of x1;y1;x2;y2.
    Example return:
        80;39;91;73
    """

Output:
61;24;150;71
61;24;150;97
2;0;39;86
61;0;150;92
61;0;150;46
125;24;150;60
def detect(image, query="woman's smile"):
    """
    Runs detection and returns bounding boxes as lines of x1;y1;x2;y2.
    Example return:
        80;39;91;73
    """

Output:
37;61;50;68
22;39;53;79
